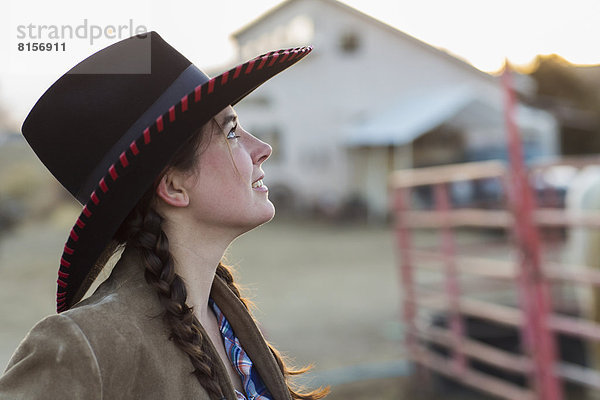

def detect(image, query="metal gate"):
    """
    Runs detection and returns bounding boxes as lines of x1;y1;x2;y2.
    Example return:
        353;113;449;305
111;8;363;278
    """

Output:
390;67;600;400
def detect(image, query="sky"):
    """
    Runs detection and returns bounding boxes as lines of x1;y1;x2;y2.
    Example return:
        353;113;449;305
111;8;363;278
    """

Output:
1;0;600;127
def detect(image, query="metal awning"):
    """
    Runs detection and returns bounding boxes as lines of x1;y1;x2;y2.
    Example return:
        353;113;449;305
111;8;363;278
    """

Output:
345;87;475;146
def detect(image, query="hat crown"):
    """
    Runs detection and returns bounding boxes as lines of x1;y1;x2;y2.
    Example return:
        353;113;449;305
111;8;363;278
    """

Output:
22;32;193;201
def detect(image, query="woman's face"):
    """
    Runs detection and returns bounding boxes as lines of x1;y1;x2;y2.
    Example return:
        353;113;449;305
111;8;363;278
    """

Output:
182;106;275;236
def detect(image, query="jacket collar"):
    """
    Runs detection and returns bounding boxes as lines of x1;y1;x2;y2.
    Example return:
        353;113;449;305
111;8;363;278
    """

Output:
210;277;291;400
106;247;291;400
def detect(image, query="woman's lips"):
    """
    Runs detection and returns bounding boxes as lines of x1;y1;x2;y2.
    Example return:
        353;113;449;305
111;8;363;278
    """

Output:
252;179;268;192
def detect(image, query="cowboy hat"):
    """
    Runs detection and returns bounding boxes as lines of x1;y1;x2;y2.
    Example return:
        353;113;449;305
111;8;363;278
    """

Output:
22;31;312;312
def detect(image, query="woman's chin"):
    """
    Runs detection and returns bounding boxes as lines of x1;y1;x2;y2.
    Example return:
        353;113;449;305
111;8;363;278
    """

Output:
236;202;275;235
257;201;276;225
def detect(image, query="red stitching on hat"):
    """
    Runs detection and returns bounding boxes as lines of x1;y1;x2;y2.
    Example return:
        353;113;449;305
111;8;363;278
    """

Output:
169;106;175;122
70;228;79;241
195;85;202;102
119;152;129;167
82;205;92;218
143;128;151;144
75;218;85;229
57;297;66;304
130;141;140;155
257;56;268;70
57;304;67;312
233;64;243;79
57;291;66;298
64;244;74;255
60;257;71;267
288;50;299;60
99;177;108;193
58;270;69;279
109;165;118;181
156;115;164;132
279;51;290;63
91;191;100;205
221;71;229;85
181;95;189;112
208;78;215;94
245;60;256;74
268;53;279;66
57;278;68;288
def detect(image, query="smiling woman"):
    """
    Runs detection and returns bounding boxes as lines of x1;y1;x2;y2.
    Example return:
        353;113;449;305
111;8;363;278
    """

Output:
0;32;328;400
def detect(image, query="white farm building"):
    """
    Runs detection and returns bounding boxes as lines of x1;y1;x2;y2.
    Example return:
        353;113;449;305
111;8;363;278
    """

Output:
225;0;558;219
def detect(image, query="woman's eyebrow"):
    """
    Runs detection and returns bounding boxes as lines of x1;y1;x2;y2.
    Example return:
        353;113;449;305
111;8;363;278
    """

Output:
213;113;238;132
221;114;238;127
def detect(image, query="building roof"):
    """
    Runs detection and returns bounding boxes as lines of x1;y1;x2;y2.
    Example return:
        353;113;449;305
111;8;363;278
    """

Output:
232;0;497;83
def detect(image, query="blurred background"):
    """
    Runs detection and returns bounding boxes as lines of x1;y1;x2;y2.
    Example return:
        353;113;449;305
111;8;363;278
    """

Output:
3;0;600;399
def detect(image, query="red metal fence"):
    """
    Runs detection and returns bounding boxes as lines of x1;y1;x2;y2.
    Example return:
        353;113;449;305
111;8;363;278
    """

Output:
390;64;600;400
391;159;600;399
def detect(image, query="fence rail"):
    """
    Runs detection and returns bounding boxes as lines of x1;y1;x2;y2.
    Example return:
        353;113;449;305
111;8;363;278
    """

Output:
392;158;600;400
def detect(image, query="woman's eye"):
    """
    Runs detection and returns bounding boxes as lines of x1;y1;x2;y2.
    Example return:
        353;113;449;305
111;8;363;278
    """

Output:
226;124;240;140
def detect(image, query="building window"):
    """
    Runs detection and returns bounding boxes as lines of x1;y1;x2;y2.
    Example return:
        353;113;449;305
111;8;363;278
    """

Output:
339;32;360;54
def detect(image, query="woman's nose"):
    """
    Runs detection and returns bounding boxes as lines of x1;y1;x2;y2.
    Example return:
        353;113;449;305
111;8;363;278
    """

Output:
251;135;272;165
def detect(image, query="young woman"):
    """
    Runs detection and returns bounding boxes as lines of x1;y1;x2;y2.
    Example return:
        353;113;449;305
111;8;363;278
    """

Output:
0;32;328;400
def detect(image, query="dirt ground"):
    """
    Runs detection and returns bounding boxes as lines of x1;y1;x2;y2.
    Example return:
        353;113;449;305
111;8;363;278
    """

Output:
324;375;497;400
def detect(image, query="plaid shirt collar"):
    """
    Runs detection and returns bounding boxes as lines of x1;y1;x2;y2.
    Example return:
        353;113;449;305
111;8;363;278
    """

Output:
209;299;273;400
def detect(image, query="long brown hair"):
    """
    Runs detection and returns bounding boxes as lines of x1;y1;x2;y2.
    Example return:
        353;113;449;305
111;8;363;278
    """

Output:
113;119;329;399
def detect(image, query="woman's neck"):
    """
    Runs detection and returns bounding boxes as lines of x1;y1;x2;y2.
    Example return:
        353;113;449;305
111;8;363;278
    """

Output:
162;220;234;324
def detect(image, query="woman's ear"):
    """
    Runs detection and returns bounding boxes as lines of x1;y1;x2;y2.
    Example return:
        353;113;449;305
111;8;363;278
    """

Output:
155;171;190;207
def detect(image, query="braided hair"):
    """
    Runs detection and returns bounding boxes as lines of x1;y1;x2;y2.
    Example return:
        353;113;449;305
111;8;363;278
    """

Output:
112;121;329;399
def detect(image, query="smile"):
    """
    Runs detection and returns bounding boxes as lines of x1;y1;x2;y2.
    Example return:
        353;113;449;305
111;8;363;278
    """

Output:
252;179;268;192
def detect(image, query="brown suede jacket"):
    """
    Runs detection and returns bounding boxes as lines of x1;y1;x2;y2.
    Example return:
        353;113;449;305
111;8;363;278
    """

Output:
0;249;291;400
